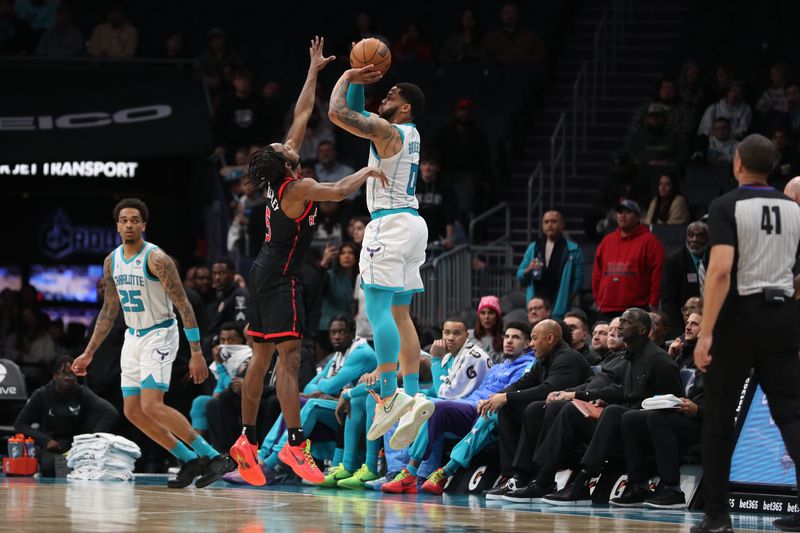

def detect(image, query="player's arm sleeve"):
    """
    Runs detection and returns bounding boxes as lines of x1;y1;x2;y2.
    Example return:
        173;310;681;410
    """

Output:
346;84;369;117
426;357;446;398
14;390;53;445
317;345;377;395
303;359;333;394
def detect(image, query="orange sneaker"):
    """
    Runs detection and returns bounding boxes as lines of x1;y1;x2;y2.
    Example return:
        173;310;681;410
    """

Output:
277;439;325;484
381;468;418;494
229;435;266;486
421;468;448;495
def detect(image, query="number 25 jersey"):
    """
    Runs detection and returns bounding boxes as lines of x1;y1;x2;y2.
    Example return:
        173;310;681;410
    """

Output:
111;242;175;330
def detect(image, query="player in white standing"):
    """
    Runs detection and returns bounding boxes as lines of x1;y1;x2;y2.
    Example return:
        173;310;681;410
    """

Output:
72;198;234;488
328;66;434;442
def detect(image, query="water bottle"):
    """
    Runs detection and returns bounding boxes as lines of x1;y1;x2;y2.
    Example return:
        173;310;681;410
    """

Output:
376;448;386;476
531;257;543;281
8;434;23;459
24;437;36;458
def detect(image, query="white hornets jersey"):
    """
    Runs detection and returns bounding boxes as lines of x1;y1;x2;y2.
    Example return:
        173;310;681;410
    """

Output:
111;242;175;330
366;123;421;213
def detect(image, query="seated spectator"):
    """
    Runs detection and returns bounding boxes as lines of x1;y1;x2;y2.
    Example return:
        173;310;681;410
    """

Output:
0;0;34;55
86;6;138;58
756;63;790;114
195;28;242;94
202;259;250;354
435;99;492;215
771;126;799;186
698;82;752;140
564;311;596;364
488;320;593;497
4;307;58;389
661;221;708;337
629;79;693;137
626;104;688;167
314;141;354;184
649;310;670;349
14;0;58;34
482;3;546;63
319;242;359;349
612;367;704;508
644;173;689;225
681;296;703;328
784;83;800;138
707;65;732;104
214;69;268;163
438;9;484;63
388;322;535;495
702;117;738;164
592;200;665;320
589;321;610;362
163;31;186;59
415;151;458;249
468;296;504;363
219;147;250;184
526;297;551;326
392;21;433;63
667;312;701;369
677;61;704;123
517;211;584;319
507;309;681;504
15;356;118;477
35;5;83;57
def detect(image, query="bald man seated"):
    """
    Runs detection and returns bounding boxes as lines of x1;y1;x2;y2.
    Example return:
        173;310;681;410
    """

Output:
784;176;800;203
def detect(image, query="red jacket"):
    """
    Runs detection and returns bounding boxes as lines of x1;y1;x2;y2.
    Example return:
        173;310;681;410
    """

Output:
592;224;665;312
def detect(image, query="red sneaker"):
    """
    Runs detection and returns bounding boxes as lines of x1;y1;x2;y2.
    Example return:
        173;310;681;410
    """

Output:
421;468;448;495
381;468;418;494
277;439;325;484
229;435;266;486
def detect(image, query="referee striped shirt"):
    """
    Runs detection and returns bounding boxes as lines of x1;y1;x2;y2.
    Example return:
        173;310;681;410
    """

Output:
707;185;800;299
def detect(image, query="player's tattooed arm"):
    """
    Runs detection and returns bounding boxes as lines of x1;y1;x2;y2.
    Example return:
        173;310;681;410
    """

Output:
148;249;202;353
84;253;121;355
328;72;402;157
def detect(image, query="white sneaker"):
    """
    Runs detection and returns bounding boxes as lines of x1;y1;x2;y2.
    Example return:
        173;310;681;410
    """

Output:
389;394;435;449
366;389;416;441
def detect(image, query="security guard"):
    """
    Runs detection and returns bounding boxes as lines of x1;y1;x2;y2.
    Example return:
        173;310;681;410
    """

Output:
693;134;800;533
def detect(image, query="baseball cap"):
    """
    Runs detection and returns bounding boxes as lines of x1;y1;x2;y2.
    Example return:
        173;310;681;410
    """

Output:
615;199;641;215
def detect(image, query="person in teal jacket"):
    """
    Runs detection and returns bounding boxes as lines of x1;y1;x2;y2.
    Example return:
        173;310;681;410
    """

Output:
516;210;584;319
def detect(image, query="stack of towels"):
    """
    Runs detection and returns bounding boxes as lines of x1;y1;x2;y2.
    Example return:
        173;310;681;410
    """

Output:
66;433;141;481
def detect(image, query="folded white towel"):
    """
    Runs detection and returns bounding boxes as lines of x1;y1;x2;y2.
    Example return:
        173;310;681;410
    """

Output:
641;394;683;410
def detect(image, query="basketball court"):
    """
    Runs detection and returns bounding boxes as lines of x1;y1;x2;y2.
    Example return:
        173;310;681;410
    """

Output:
0;476;782;532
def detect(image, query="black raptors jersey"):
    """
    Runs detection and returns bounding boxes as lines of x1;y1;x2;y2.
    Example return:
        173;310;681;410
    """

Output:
254;177;317;275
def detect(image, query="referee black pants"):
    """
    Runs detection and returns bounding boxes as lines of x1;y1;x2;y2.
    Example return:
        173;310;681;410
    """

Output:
703;297;800;516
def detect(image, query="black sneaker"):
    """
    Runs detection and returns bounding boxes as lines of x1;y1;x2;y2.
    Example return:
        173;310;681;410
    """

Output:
643;486;687;509
690;514;733;533
502;481;553;503
167;458;206;489
541;480;592;506
484;476;515;500
774;512;800;531
609;483;653;508
196;454;237;489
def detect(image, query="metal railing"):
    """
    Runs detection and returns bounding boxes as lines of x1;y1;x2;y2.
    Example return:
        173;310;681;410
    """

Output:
468;202;510;246
471;245;518;306
550;113;567;206
572;62;588;176
526;162;544;243
412;245;472;328
591;13;609;123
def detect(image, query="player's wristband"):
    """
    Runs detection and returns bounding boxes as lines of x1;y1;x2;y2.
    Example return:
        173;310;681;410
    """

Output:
184;327;200;343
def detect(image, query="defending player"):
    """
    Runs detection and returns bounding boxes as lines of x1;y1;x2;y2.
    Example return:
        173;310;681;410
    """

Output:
229;36;389;485
72;198;233;489
328;65;434;441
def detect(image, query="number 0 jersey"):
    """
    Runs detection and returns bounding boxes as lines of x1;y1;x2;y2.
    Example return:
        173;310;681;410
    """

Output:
111;242;175;330
366;123;421;214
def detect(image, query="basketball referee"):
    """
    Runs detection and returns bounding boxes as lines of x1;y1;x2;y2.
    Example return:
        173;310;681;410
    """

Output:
693;134;800;533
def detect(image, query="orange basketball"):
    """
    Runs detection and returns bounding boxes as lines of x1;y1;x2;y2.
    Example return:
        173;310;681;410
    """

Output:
349;38;392;75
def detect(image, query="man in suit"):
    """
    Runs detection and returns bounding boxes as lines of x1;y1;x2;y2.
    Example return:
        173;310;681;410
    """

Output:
660;221;708;338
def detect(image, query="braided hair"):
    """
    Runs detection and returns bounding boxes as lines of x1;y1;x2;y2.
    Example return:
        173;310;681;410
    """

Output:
246;145;291;191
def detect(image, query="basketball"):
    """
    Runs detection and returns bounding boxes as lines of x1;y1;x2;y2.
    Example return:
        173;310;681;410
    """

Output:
350;37;392;75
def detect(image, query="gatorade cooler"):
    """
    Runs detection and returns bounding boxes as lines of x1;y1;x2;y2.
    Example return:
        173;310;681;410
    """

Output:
3;434;38;476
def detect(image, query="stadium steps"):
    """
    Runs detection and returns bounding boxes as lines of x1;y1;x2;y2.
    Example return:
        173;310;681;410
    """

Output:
482;0;690;264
